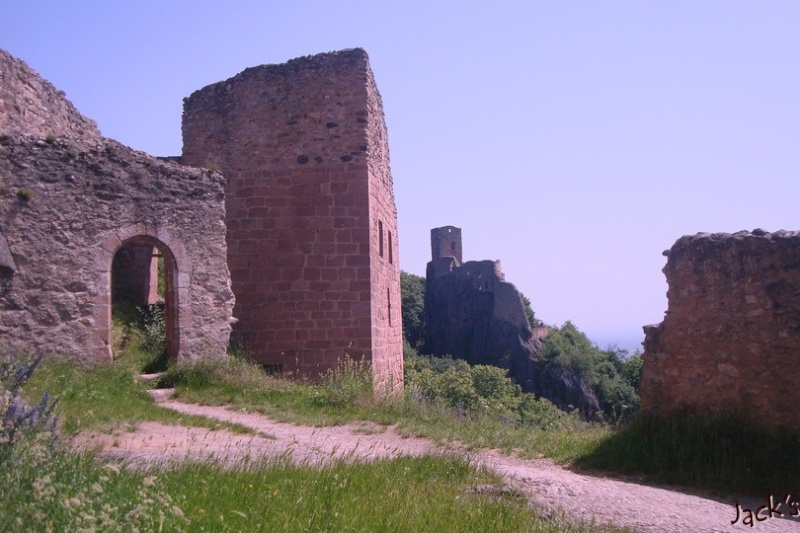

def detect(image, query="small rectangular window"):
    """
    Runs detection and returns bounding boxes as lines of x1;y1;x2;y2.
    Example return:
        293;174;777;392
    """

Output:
388;231;393;264
378;220;384;257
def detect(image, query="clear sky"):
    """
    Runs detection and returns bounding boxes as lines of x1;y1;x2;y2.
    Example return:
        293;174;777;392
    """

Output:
3;1;799;352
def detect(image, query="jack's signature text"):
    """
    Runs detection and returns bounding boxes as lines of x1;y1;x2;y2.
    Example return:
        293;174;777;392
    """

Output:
732;494;800;527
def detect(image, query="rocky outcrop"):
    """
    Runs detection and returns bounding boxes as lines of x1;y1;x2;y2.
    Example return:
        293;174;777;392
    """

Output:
640;229;800;430
424;227;601;418
0;48;234;363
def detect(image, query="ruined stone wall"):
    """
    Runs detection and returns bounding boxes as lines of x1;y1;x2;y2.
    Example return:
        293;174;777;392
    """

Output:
182;49;402;390
0;47;233;361
111;243;159;306
364;60;403;392
0;134;235;362
0;50;100;141
640;230;800;430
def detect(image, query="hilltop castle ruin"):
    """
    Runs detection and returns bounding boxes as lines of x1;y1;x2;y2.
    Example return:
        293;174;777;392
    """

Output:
424;226;601;417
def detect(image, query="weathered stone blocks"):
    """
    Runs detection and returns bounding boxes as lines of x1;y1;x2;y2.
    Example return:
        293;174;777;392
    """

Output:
182;49;402;391
0;49;234;362
0;49;100;141
640;230;800;430
0;136;235;362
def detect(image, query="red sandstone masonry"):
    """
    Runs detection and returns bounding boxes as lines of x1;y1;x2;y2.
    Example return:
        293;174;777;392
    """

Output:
640;230;800;431
182;49;402;391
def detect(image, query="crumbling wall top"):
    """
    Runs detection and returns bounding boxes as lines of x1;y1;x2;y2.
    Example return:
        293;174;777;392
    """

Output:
0;49;100;140
182;48;375;171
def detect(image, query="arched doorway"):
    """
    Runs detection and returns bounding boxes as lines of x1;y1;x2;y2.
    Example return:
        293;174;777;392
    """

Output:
110;236;179;366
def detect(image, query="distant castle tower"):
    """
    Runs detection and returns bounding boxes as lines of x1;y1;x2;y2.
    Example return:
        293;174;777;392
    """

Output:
430;226;462;264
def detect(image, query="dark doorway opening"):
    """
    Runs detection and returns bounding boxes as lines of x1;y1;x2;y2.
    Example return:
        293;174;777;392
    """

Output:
110;236;178;371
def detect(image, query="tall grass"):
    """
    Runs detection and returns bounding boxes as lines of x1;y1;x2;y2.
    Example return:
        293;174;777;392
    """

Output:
151;454;586;532
2;440;602;532
11;322;792;530
2;440;187;532
158;354;609;462
159;353;800;496
574;410;800;496
4;351;612;532
24;357;252;436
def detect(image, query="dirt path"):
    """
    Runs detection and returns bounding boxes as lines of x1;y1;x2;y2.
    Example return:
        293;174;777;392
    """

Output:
76;392;800;532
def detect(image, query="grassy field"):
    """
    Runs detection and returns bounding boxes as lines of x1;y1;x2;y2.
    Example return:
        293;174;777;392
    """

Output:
3;434;591;532
3;346;615;532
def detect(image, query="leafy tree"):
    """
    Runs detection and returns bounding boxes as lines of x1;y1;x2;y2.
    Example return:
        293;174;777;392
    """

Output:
619;351;643;391
540;322;642;423
539;321;598;379
400;271;426;348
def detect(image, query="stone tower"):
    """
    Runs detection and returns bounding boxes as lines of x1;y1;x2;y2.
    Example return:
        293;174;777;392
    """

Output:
181;49;402;391
431;226;462;264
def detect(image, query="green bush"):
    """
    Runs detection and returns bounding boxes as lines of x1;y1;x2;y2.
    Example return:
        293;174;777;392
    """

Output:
520;292;536;326
157;361;216;390
111;302;167;372
405;353;576;430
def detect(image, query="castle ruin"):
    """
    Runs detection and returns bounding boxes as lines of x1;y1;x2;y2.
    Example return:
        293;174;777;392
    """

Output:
0;49;234;362
424;226;600;417
182;50;402;391
1;47;403;391
640;230;800;430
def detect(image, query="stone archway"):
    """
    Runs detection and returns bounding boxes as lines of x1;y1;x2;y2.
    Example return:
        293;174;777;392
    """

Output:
111;236;179;362
93;225;192;363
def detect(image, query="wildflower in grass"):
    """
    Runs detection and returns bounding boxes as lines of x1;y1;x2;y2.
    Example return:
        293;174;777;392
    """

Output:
2;352;190;531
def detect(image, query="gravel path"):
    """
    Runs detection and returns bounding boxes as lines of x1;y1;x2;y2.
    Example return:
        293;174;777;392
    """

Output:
75;391;800;532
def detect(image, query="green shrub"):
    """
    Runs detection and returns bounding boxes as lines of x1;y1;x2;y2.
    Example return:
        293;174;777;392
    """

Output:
111;301;167;372
520;292;536;326
158;361;216;390
405;353;576;430
16;188;33;201
138;303;166;357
